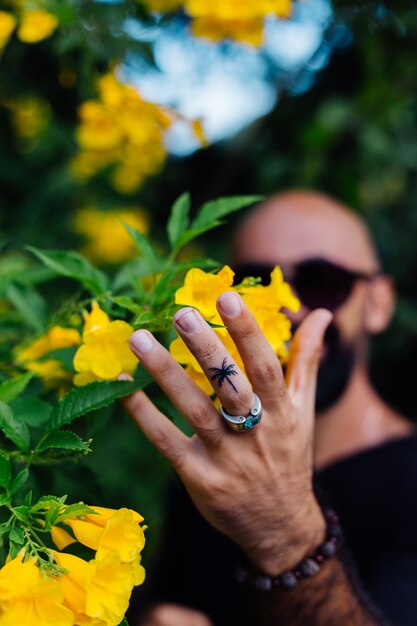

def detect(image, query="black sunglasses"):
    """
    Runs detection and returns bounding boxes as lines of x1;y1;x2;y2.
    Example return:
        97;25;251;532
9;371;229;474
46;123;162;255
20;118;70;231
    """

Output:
232;258;380;312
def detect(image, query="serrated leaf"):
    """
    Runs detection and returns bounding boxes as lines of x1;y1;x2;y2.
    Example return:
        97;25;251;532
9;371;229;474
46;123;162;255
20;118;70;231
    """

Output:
168;192;191;249
47;373;153;431
0;493;10;506
123;224;160;274
0;455;11;490
45;501;64;528
27;247;109;296
10;397;53;427
0;401;30;452
12;506;29;522
38;431;90;453
55;503;96;525
0;373;35;404
30;495;66;514
10;469;29;495
9;527;24;544
5;284;48;332
191;196;263;231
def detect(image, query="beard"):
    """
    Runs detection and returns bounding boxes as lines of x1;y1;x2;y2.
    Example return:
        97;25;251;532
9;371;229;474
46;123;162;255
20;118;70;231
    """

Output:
314;323;356;413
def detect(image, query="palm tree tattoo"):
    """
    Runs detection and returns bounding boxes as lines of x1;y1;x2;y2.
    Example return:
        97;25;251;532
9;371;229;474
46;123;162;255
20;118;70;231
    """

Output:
209;357;239;393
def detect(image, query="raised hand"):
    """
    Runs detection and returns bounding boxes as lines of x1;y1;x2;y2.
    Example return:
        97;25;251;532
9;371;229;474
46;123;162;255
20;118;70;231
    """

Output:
122;291;332;575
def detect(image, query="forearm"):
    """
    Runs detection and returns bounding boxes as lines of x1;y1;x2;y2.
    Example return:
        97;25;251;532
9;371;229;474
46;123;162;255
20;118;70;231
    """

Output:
257;555;390;626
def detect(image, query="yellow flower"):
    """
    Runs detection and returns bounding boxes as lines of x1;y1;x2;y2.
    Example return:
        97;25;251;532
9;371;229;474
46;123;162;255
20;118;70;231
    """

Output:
51;526;77;551
239;266;300;313
144;0;183;12
252;309;292;362
73;302;137;386
16;326;81;388
76;102;123;152
17;9;58;43
63;507;146;564
171;265;298;393
54;551;140;626
191;16;265;46
145;0;292;45
184;0;290;19
175;265;235;323
0;554;74;626
72;71;174;193
73;207;150;265
0;11;16;50
8;97;50;140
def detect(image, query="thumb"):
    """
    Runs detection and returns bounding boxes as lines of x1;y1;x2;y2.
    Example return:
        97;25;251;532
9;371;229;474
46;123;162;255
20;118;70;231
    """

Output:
286;309;333;416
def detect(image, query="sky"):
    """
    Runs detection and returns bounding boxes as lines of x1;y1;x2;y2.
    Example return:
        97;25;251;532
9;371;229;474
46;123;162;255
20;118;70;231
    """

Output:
122;0;346;155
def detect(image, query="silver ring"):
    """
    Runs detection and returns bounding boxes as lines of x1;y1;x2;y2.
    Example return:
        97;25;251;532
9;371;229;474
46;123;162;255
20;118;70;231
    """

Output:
220;393;262;432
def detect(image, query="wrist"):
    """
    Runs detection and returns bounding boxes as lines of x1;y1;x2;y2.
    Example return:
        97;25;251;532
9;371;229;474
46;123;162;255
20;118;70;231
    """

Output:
244;499;326;576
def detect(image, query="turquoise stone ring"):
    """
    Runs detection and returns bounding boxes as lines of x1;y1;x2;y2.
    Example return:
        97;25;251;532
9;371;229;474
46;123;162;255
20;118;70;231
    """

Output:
220;393;262;432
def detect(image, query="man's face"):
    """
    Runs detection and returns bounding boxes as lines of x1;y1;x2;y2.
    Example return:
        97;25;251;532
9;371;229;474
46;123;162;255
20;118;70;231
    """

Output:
231;193;384;413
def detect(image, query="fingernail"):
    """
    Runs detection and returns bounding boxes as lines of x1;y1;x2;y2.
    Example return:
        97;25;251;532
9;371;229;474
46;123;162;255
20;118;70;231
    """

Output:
217;291;242;318
130;330;154;354
174;308;203;334
118;373;133;381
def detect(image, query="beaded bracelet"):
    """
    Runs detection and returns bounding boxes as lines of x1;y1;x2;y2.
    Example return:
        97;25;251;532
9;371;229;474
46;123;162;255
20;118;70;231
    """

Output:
236;508;342;591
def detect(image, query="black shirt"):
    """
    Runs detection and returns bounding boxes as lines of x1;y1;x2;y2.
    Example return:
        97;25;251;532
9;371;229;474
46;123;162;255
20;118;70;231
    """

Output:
135;435;417;626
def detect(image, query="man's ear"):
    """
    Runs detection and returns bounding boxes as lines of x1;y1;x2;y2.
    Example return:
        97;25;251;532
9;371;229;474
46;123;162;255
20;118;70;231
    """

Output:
364;275;396;334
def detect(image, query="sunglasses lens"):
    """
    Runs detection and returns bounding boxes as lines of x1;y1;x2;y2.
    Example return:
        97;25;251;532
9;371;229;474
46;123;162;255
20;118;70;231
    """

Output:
232;260;358;312
232;264;272;287
294;260;355;311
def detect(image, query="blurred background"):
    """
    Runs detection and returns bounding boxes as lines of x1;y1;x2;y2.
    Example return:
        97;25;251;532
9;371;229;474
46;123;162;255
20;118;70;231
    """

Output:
1;0;417;605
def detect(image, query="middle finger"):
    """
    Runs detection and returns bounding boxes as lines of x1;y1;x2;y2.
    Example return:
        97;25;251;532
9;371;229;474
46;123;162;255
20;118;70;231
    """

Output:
173;307;254;416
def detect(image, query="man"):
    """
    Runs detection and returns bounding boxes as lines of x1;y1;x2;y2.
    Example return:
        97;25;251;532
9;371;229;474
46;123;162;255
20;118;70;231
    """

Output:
124;190;417;626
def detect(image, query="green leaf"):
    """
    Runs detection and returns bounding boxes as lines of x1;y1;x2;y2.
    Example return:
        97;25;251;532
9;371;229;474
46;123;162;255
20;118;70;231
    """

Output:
48;373;153;431
0;455;11;490
123;224;160;274
5;284;48;332
54;503;96;525
0;373;35;404
38;431;90;454
117;620;129;626
10;469;29;495
0;495;10;506
0;402;30;452
27;247;109;296
10;397;53;427
30;495;66;514
108;296;144;316
176;224;223;249
12;506;29;522
9;527;24;545
191;196;263;231
168;192;191;249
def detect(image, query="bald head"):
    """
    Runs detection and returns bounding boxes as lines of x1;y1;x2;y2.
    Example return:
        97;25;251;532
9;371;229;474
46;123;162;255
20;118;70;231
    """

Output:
232;190;379;273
